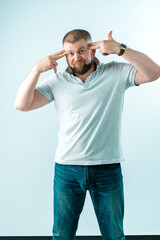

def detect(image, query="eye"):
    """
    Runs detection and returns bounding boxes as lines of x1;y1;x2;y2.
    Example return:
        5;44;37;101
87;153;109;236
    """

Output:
79;50;84;54
68;52;73;56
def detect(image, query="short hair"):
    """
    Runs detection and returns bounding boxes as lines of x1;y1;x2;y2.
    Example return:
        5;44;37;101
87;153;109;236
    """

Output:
62;29;92;45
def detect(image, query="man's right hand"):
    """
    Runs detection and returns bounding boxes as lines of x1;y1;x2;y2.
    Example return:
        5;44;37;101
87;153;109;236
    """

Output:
35;50;66;73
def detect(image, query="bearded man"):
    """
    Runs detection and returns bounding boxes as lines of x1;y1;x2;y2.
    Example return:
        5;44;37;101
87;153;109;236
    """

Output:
15;29;160;240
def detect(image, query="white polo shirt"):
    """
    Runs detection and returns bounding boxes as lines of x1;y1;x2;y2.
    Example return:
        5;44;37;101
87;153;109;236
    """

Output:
36;57;138;165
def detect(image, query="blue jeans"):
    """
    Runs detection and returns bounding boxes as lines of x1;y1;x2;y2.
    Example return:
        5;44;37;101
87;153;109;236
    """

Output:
52;163;125;240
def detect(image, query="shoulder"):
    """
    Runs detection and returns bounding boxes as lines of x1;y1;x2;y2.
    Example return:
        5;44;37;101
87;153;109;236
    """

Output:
98;61;120;74
46;71;67;84
103;61;135;74
100;60;120;69
55;71;69;79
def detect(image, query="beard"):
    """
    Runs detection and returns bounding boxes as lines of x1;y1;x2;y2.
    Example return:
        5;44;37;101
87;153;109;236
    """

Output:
69;60;93;75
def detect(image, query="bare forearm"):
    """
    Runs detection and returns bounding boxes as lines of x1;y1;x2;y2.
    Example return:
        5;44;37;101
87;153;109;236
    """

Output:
15;65;40;110
15;50;66;111
88;31;160;82
123;47;160;81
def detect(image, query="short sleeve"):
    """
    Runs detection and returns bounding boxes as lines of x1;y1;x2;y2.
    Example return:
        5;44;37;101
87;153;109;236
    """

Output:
36;75;55;102
120;62;138;90
112;61;138;90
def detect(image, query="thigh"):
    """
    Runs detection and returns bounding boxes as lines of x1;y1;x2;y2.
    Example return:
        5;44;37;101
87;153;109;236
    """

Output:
89;164;126;240
52;163;86;240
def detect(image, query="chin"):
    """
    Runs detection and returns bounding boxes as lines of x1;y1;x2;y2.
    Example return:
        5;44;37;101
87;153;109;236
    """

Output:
70;61;93;75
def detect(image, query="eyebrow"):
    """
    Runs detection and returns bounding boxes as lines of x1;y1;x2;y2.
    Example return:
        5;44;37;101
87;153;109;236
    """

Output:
67;47;86;52
78;47;85;50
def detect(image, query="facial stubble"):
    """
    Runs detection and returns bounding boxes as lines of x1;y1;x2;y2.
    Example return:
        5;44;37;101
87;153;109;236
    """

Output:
70;62;92;75
67;54;94;75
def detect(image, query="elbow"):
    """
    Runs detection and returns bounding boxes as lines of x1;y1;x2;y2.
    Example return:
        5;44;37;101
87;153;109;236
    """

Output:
157;67;160;79
15;106;24;111
14;102;28;111
15;101;20;111
149;68;160;82
15;105;24;111
153;66;160;81
15;106;29;112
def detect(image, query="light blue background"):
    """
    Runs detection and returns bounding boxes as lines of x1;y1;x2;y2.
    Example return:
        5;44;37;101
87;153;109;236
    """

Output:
1;0;160;236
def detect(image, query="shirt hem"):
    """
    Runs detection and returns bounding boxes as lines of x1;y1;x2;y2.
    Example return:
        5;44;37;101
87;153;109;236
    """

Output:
54;158;125;166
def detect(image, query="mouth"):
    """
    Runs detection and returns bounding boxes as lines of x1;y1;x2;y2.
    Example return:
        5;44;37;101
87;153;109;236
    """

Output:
76;62;83;65
74;61;85;66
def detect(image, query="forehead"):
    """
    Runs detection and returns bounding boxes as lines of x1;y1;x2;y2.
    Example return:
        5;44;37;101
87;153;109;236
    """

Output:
63;39;89;51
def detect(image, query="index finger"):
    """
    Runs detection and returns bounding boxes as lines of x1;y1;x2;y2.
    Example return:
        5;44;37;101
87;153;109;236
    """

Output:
87;41;101;49
52;50;66;60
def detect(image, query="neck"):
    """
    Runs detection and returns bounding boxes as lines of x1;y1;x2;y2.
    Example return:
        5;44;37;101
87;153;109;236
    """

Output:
74;62;96;83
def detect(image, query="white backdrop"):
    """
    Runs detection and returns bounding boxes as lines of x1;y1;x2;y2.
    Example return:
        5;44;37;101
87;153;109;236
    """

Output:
1;0;160;236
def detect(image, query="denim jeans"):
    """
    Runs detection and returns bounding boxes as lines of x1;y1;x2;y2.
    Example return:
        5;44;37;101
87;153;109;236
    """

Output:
52;162;125;240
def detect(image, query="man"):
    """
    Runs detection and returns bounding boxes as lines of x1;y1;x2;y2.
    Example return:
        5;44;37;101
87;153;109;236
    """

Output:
15;29;160;240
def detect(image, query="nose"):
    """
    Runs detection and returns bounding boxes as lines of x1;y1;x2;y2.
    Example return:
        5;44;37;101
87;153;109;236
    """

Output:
74;53;81;62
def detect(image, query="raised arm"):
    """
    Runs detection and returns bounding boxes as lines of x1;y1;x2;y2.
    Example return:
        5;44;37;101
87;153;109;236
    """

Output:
15;50;66;111
88;31;160;85
122;47;160;85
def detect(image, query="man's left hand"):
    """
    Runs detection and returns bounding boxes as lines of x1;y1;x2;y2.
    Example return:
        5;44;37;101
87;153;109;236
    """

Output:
88;31;121;56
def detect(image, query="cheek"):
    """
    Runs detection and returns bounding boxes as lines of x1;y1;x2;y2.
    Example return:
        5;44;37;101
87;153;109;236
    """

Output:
66;56;72;64
86;53;93;62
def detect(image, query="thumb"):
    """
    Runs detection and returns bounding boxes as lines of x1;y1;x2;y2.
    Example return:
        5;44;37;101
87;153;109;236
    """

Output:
108;30;113;40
